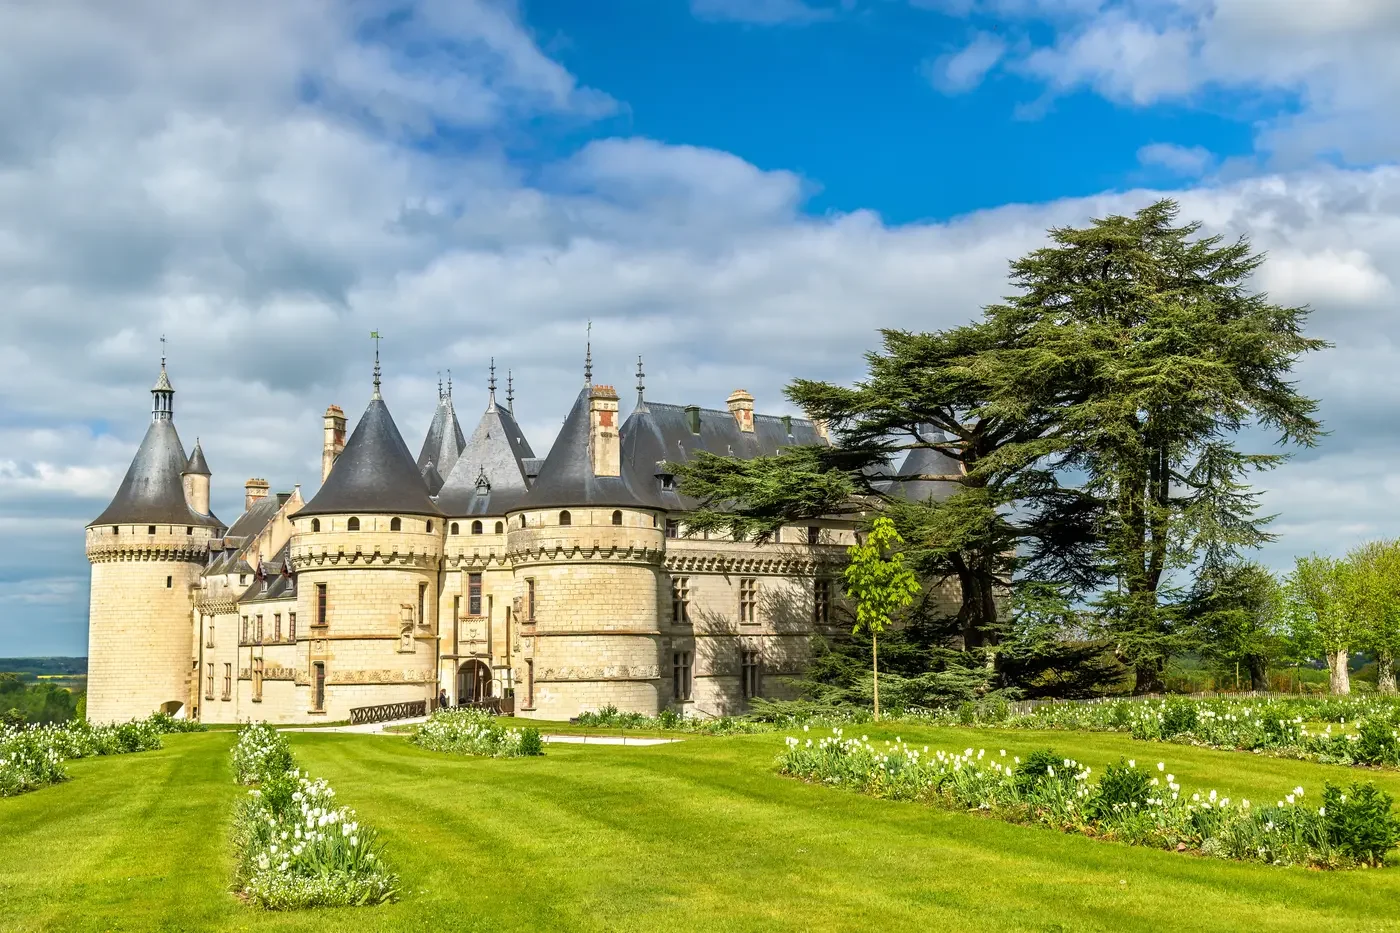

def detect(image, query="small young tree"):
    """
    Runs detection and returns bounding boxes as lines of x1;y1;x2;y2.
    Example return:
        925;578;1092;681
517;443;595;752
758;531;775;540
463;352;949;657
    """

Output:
1345;539;1400;694
1185;561;1285;691
1286;555;1357;695
843;516;921;721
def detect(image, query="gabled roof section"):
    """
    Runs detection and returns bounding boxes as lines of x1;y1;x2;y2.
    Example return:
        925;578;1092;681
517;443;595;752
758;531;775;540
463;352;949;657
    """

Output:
417;394;467;480
523;387;665;510
89;420;223;528
299;398;443;518
436;402;537;516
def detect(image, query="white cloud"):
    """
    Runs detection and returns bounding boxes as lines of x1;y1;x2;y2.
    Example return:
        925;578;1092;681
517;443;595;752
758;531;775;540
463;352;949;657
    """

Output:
924;33;1007;94
689;0;837;25
1138;142;1215;176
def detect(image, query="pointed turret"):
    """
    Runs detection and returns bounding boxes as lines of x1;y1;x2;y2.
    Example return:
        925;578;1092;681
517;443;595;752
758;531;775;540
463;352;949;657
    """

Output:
417;374;467;480
299;354;443;518
88;359;221;528
184;440;211;476
436;370;537;516
522;383;663;510
181;438;212;516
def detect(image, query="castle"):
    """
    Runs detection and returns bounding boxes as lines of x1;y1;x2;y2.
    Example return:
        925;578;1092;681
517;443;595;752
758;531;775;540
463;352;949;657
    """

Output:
85;346;957;725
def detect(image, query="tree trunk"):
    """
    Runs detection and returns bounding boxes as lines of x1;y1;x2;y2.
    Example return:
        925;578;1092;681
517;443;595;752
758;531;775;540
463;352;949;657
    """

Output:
1328;649;1351;695
1134;660;1165;695
872;630;880;722
1379;652;1397;695
1246;655;1268;693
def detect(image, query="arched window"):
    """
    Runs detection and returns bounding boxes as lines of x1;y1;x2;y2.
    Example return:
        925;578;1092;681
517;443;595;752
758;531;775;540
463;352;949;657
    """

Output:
427;520;434;533
451;522;459;535
347;517;360;531
612;510;623;526
471;520;483;535
390;517;402;532
311;518;321;533
494;521;504;534
559;510;571;526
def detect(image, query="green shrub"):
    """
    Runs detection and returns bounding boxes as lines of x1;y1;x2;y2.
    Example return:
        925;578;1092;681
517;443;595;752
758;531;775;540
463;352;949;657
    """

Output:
1161;700;1198;737
1014;749;1064;792
518;728;543;757
1323;781;1400;866
1354;718;1400;767
957;701;976;725
1089;759;1152;819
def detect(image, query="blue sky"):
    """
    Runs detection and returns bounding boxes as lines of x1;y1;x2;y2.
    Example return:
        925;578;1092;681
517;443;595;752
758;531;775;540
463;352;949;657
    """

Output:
4;0;1400;656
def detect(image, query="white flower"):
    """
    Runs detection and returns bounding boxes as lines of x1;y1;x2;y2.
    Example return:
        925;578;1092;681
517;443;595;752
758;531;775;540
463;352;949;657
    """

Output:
1157;762;1164;771
350;836;359;847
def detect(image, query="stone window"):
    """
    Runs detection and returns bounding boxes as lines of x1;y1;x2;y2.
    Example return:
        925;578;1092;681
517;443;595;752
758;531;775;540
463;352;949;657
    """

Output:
347;516;360;531
313;662;326;711
665;519;680;539
315;584;327;627
252;658;263;701
468;573;483;616
559;510;571;526
814;579;831;624
671;577;690;624
494;521;504;534
612;510;623;525
256;615;263;645
807;526;821;545
205;663;214;699
288;612;296;641
311;518;320;532
206;620;214;648
525;658;535;708
739;579;758;624
222;663;232;700
472;520;483;535
741;650;761;699
241;615;249;643
390;517;402;532
166;575;172;589
148;525;156;535
520;515;526;528
186;526;193;536
274;613;282;642
451;522;459;535
111;526;118;535
418;583;427;626
427;520;433;533
526;579;536;621
673;651;693;702
239;574;247;586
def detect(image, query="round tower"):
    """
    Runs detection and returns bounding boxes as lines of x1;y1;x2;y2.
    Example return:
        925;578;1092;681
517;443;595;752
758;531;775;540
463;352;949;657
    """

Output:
85;357;223;723
289;353;444;720
506;380;667;720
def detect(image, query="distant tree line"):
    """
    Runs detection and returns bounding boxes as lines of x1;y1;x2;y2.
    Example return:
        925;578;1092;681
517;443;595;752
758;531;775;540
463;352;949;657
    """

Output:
1;673;82;726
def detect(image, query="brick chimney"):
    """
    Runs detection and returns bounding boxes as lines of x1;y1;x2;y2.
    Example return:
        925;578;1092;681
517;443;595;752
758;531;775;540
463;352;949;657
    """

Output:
244;478;270;511
726;388;755;433
589;385;620;477
322;405;346;483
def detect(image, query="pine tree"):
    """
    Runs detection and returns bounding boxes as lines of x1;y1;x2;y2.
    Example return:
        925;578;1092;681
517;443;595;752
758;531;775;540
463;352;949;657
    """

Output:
979;200;1327;692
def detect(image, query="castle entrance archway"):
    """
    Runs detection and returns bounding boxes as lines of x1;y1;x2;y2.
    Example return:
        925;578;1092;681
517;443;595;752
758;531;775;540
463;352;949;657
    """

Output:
457;660;493;704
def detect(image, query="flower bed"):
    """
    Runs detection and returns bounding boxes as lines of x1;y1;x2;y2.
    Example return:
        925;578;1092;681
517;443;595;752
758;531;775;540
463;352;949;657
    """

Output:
230;723;398;909
778;728;1400;869
1;714;197;797
411;709;544;757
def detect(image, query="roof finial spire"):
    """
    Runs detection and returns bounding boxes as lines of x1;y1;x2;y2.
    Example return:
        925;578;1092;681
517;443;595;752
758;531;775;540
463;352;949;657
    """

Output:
438;370;443;401
447;369;452;400
370;330;382;400
487;357;498;411
160;334;167;369
506;369;514;413
584;319;592;386
635;354;648;412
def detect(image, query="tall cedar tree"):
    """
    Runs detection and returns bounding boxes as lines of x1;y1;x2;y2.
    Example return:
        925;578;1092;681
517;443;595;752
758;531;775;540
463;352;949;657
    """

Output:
977;200;1327;692
674;323;1099;651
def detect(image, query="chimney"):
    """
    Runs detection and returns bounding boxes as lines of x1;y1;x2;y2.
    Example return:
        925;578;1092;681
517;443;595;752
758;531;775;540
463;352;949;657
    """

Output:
684;405;701;434
244;478;270;511
588;384;621;477
726;389;755;433
322;404;346;483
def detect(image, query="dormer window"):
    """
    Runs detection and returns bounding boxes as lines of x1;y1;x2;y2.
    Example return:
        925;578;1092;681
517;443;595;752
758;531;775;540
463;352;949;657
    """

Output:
347;517;360;531
659;475;676;491
390;517;402;532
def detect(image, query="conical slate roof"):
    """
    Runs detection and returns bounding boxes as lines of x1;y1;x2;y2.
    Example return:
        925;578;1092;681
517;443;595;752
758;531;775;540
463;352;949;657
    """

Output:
891;429;961;503
89;420;223;527
417;395;466;480
299;398;443;517
523;387;664;510
436;400;536;516
183;440;211;476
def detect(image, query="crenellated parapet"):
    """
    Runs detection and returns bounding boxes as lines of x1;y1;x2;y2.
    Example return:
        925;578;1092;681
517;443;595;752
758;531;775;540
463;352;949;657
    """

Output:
662;550;847;576
288;515;444;573
85;524;217;564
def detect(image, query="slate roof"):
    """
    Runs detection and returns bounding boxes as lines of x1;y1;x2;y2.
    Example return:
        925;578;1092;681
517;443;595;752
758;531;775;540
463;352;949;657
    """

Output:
417;395;466;480
239;542;298;603
299;398;443;518
889;430;962;503
435;399;537;516
420;461;444;496
89;419;223;528
522;387;669;510
183;440;211;476
205;492;293;577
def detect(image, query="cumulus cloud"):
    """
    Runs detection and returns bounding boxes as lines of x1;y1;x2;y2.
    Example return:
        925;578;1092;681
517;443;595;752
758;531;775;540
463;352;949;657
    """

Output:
689;0;841;25
1138;142;1215;176
5;1;1400;655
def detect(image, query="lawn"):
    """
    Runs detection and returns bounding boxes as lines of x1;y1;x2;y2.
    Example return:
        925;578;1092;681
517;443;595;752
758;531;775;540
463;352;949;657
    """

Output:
4;723;1400;932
